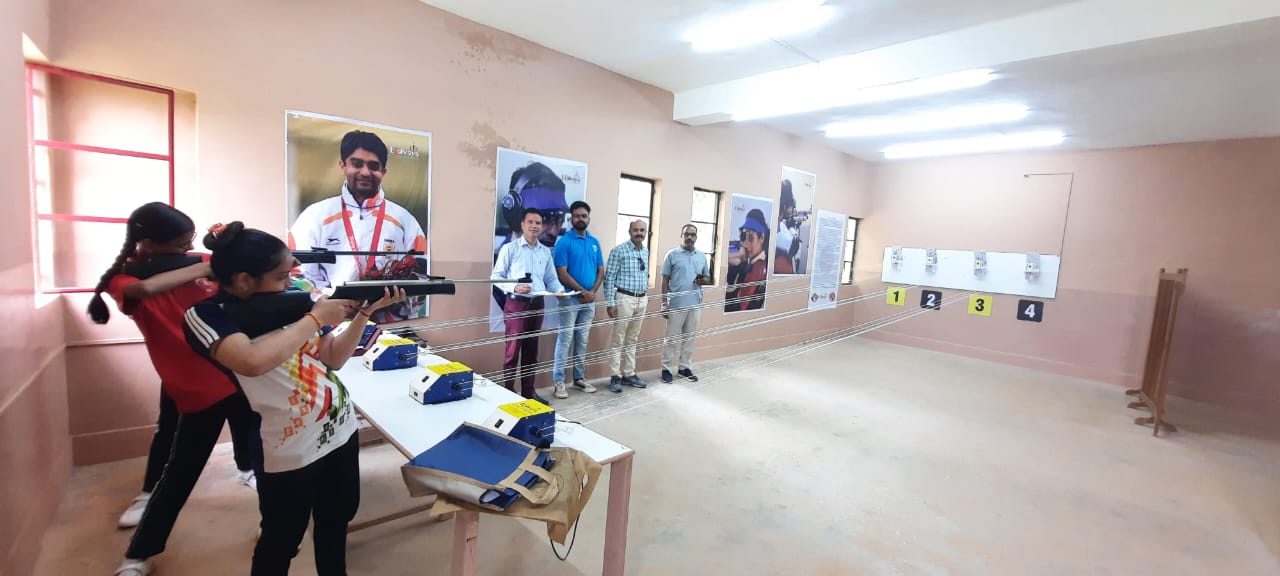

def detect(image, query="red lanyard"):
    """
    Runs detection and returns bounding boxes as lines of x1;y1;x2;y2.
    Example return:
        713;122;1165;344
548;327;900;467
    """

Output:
340;198;387;276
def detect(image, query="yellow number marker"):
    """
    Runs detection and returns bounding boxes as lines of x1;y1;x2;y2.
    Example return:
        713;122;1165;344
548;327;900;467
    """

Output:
886;286;907;306
968;294;992;316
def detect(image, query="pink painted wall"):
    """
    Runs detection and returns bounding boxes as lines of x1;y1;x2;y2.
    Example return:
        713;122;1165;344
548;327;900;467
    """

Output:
0;0;72;572
40;0;1280;476
47;0;872;463
856;138;1280;420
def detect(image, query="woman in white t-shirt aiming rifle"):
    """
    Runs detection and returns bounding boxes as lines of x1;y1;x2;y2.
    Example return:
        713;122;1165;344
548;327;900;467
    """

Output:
184;221;404;576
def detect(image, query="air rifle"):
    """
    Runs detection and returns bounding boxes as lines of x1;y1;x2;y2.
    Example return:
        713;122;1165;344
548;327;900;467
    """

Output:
292;247;424;265
786;210;812;224
127;248;425;276
225;274;532;338
120;251;530;337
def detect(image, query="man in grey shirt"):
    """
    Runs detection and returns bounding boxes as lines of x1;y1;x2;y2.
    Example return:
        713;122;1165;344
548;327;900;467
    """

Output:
660;224;711;383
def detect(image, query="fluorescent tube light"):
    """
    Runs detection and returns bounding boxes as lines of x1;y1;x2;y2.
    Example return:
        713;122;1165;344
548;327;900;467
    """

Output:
685;0;834;53
825;103;1029;138
882;130;1065;159
733;68;997;121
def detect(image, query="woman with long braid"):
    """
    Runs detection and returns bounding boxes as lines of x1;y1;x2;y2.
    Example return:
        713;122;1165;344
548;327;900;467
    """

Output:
89;202;262;576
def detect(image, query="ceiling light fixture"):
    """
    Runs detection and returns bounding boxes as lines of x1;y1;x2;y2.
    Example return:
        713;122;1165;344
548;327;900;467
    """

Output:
882;130;1066;159
825;103;1029;139
685;0;834;53
732;68;998;122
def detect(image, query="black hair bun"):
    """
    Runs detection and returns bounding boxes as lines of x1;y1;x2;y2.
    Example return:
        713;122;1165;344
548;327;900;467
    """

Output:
203;221;246;250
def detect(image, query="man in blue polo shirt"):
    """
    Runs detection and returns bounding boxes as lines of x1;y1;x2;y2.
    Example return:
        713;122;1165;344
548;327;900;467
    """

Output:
660;224;711;383
552;201;605;399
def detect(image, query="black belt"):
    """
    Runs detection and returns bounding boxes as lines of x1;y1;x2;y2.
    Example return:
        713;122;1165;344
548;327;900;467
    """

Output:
616;288;646;298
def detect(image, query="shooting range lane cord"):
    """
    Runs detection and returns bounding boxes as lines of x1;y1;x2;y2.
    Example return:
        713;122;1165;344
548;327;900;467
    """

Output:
382;275;805;334
385;276;853;357
472;282;911;385
561;292;970;425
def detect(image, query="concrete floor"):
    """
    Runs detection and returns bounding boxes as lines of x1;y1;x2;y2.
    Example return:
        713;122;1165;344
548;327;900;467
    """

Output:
33;337;1280;575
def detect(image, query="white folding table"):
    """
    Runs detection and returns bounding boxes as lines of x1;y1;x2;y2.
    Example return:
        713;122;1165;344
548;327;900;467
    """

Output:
335;353;634;576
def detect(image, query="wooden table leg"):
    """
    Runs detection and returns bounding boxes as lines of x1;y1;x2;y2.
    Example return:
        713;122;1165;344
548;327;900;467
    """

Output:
347;502;435;533
603;453;634;576
451;510;480;576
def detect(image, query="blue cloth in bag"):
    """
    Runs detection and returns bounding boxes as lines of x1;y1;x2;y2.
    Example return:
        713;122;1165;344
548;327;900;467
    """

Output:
403;423;557;511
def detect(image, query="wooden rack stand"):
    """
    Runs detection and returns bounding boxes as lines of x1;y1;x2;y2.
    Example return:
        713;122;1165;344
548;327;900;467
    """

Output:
1125;268;1188;436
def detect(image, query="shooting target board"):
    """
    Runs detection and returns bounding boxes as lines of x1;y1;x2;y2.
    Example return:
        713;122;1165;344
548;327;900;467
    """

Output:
880;247;1060;299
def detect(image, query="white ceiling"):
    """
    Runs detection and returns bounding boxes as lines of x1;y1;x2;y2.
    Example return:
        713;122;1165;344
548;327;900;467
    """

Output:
763;18;1280;159
417;0;1082;92
419;0;1280;161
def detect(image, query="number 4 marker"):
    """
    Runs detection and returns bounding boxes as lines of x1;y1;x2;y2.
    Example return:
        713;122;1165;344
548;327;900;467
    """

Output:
1017;299;1045;322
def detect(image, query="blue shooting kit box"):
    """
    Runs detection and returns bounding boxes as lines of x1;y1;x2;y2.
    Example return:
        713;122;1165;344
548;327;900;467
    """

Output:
362;336;418;371
410;361;475;405
483;399;555;448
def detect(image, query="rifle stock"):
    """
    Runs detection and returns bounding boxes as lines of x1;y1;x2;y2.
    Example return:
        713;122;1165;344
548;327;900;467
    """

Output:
221;290;316;339
123;254;203;280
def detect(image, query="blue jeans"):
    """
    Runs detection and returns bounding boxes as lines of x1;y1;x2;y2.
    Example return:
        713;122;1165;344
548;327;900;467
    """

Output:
553;296;595;383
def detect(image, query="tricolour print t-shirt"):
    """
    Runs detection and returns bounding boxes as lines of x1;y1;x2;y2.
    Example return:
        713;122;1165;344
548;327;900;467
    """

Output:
184;293;357;473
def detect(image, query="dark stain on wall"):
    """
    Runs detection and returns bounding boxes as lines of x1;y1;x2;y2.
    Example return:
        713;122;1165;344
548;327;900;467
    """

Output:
457;29;536;73
458;121;513;171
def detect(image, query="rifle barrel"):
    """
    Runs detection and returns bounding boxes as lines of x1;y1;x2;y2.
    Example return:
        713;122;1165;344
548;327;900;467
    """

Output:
343;278;523;286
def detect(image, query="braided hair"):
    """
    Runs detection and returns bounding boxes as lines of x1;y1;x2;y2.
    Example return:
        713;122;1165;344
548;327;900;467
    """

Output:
87;202;194;324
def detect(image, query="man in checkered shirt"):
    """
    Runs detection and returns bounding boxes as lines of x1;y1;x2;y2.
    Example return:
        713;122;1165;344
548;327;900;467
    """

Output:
603;219;651;393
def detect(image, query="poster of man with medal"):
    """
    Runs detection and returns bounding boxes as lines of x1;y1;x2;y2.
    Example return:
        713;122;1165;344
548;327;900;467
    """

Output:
284;110;432;322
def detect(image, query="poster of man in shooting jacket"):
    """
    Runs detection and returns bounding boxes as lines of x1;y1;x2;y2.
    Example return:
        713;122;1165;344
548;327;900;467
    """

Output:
283;110;432;322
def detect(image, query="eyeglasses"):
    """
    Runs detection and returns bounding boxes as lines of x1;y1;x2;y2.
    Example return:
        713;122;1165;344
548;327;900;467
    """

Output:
346;158;383;172
637;257;645;271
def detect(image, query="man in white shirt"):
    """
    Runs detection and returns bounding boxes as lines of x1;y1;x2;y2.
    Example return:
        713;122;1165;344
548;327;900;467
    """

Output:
491;208;565;404
289;130;428;322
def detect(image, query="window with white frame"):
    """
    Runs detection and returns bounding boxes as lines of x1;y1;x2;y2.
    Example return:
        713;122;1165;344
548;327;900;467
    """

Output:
690;188;722;284
616;174;657;283
841;217;860;284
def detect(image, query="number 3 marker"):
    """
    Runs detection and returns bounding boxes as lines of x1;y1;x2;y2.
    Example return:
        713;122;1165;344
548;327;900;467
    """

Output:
968;294;992;316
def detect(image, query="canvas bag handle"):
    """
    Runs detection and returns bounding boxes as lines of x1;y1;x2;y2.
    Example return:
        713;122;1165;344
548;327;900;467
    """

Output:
497;449;560;506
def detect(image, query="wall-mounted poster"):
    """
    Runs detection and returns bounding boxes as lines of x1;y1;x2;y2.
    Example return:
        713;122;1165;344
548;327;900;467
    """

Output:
808;210;846;311
489;147;589;333
724;193;774;314
775;166;816;276
285;110;431;323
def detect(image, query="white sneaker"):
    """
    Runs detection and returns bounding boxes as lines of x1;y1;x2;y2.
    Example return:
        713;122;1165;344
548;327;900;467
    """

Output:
114;558;152;576
236;469;257;490
553;382;569;399
572;379;597;393
117;492;150;529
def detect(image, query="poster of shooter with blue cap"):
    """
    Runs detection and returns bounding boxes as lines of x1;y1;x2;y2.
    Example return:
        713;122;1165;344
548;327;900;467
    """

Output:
724;193;774;313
